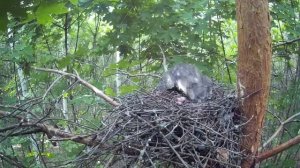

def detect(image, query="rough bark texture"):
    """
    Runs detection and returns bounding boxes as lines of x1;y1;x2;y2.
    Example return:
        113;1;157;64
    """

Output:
236;0;272;167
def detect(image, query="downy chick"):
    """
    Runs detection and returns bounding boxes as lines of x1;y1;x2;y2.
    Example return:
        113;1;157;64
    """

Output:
156;64;213;101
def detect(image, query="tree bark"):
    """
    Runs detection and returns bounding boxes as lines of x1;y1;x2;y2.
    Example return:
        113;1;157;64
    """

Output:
236;0;272;167
257;135;300;162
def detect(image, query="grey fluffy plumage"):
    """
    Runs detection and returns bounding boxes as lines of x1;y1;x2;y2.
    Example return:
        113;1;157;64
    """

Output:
156;64;214;101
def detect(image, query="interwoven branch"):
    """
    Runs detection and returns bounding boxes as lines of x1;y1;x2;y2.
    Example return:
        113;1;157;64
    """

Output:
78;89;244;168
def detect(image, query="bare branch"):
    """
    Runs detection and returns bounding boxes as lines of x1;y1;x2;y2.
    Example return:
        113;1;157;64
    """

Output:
116;69;161;78
0;152;25;168
33;67;120;107
0;110;97;146
257;135;300;162
35;123;97;146
159;131;190;168
273;37;300;47
0;110;25;121
43;75;65;99
261;112;300;149
0;98;41;119
158;45;168;72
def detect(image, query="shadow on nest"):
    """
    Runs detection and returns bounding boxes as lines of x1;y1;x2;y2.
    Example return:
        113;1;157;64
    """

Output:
78;87;244;168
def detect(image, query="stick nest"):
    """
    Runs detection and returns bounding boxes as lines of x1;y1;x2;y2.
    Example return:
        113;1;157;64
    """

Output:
82;88;244;168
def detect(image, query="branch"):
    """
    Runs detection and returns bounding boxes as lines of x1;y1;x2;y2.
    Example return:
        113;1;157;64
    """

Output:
43;75;65;99
158;45;168;72
257;135;300;162
0;152;25;168
273;37;300;47
33;67;120;107
159;131;189;168
35;122;97;146
261;112;300;149
0;110;98;146
116;69;161;78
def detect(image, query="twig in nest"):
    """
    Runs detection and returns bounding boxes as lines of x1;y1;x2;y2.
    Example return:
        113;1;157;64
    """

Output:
77;88;245;167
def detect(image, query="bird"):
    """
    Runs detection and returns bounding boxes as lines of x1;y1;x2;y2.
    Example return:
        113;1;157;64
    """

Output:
156;63;214;102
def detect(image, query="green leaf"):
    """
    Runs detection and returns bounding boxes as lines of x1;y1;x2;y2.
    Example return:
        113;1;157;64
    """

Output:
42;152;55;158
103;67;117;76
282;159;296;167
120;85;138;95
117;60;131;69
69;0;78;5
0;0;28;31
105;87;116;97
39;54;56;65
57;56;72;69
71;95;95;104
74;45;89;57
60;142;84;156
23;13;35;23
91;81;103;90
31;72;50;83
35;2;68;24
58;120;68;127
0;11;8;31
26;151;37;158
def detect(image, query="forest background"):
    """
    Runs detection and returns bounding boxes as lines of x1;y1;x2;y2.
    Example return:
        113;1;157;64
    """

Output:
0;0;299;167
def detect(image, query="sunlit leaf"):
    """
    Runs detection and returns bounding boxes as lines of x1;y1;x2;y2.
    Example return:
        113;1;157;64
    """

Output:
105;87;116;97
35;2;68;24
69;0;78;5
120;85;138;95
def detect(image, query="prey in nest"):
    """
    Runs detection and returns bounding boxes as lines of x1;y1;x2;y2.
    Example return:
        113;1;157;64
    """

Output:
79;64;244;168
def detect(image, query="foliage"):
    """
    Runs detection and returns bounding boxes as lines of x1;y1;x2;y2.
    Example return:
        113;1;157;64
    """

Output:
0;0;299;167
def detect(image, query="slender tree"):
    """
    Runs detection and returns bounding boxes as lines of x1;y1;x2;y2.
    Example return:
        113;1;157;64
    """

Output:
236;0;272;167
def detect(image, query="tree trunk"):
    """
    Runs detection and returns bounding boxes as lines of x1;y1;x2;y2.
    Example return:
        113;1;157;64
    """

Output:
236;0;272;167
115;50;121;96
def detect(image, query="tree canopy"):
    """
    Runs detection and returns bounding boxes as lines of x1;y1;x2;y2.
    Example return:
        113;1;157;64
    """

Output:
0;0;300;167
